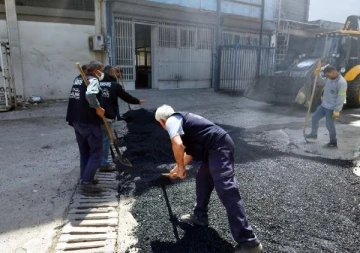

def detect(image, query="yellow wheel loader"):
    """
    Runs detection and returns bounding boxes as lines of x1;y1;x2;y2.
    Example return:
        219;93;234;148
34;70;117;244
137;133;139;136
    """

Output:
245;15;360;110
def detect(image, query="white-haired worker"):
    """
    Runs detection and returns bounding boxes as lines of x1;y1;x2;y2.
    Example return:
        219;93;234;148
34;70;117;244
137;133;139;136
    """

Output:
155;105;262;253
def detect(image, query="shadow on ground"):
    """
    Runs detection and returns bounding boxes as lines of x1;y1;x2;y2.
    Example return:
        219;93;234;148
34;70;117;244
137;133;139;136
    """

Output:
150;226;234;253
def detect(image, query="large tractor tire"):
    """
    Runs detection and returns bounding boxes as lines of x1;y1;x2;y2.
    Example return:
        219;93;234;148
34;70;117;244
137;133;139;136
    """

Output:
346;76;360;108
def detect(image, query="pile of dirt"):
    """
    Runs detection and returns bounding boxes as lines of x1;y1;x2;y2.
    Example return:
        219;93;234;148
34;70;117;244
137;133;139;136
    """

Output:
121;108;174;166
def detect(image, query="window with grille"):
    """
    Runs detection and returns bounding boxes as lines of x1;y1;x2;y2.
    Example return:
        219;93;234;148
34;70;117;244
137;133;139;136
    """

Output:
221;31;269;46
114;18;134;81
180;28;196;48
222;33;233;45
5;0;95;11
159;25;213;50
197;29;213;50
159;25;177;48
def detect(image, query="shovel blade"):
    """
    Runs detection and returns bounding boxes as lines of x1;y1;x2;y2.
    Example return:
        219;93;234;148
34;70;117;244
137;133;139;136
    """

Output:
114;156;133;168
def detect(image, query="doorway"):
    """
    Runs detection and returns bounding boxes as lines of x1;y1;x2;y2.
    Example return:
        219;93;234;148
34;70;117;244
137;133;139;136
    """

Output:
135;24;152;89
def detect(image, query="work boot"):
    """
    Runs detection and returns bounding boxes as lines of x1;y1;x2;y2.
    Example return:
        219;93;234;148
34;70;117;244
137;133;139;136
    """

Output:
305;134;317;140
99;164;117;172
323;142;338;149
179;214;208;227
80;182;102;193
234;242;263;253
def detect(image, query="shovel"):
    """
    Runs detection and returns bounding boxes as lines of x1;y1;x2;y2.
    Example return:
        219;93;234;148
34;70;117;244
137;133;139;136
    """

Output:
76;62;132;168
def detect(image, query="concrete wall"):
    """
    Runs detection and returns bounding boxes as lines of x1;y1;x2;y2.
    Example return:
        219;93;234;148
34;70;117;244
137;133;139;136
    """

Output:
147;0;276;21
0;20;96;99
282;0;310;23
157;47;212;89
0;19;6;39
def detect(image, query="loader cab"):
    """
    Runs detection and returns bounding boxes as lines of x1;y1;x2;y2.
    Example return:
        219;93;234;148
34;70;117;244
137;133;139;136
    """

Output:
308;33;360;75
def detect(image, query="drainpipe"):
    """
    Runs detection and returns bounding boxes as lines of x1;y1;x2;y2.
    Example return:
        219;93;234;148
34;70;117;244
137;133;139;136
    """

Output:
94;0;105;62
213;0;222;91
105;0;112;65
256;0;265;76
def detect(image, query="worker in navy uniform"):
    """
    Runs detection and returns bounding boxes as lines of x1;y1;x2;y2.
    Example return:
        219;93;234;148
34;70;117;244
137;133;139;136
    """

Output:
114;65;123;85
99;66;146;172
155;105;263;253
66;61;105;193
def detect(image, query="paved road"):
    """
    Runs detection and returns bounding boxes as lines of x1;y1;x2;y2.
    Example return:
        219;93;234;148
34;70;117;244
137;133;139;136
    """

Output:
0;89;359;253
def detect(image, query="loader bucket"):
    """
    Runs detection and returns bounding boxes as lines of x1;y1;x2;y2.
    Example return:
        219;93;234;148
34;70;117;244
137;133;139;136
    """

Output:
244;75;311;105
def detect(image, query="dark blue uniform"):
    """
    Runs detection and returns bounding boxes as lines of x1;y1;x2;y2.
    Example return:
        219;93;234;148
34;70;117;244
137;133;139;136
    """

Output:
174;112;258;245
66;75;103;183
99;75;140;120
98;75;141;167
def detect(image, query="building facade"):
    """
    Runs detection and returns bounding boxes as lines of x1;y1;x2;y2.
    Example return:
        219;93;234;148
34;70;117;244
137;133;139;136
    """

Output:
106;0;277;90
0;0;96;102
1;0;280;101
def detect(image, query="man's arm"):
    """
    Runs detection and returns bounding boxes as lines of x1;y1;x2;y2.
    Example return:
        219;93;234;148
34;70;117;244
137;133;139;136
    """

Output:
171;135;185;169
334;80;348;113
184;153;193;166
86;78;101;108
115;83;141;104
86;78;105;117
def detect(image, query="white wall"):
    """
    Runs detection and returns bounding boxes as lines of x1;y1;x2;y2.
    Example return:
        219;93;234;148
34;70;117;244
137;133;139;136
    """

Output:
0;20;7;40
16;21;96;99
157;48;212;89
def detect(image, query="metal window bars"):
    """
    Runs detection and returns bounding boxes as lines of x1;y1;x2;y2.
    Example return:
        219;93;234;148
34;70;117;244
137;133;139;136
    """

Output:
114;17;135;81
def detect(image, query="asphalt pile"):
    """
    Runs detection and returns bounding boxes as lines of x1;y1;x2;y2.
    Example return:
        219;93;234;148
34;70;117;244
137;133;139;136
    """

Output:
117;110;360;253
121;108;174;166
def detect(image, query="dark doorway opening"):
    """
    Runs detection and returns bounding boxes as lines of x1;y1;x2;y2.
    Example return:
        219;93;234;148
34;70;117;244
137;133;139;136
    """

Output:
135;24;152;89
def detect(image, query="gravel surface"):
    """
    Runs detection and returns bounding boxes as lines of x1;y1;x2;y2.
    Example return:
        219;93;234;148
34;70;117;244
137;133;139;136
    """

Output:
116;109;360;253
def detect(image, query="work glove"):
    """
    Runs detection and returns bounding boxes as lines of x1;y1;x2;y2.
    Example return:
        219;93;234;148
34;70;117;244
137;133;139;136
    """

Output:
332;111;340;119
314;67;321;76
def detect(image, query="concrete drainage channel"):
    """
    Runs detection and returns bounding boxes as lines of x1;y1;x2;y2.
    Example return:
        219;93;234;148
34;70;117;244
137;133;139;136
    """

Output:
53;171;119;253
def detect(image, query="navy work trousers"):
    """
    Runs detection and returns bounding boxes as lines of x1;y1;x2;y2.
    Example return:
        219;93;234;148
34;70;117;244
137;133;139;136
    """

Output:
73;122;103;183
194;134;258;245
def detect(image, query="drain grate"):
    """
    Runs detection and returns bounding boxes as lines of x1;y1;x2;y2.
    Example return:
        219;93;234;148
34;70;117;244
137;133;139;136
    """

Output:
54;172;119;253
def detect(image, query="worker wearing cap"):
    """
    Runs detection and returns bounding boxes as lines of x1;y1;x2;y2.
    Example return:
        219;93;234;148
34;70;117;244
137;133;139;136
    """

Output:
155;105;262;253
306;65;347;148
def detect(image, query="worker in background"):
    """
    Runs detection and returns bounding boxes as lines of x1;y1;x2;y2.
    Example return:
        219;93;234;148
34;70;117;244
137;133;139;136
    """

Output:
306;65;347;148
66;61;105;193
155;105;263;253
99;66;146;172
81;64;88;76
114;65;124;87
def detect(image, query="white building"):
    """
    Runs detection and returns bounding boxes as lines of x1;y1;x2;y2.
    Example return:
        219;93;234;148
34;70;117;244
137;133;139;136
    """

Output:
0;0;280;104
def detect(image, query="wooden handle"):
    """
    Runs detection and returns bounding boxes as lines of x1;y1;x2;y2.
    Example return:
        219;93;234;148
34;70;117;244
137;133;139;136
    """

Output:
304;60;321;129
102;118;115;143
162;173;177;178
76;62;89;86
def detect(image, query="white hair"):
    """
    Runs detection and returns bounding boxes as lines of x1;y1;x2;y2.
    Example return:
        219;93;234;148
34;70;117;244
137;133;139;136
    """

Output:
155;104;175;122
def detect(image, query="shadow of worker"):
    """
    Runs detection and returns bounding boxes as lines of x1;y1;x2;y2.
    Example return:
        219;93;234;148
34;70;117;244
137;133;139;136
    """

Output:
150;226;235;253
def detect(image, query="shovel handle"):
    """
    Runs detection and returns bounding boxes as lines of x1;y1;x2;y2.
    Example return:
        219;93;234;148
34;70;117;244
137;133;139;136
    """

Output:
76;62;89;86
162;173;178;178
